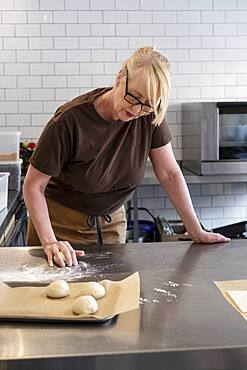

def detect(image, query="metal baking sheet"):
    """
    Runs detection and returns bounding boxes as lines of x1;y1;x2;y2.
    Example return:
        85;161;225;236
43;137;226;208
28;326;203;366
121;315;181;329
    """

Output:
0;272;140;323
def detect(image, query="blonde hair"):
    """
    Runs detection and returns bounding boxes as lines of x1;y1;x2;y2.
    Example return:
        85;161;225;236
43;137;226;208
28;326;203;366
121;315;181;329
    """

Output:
124;46;171;126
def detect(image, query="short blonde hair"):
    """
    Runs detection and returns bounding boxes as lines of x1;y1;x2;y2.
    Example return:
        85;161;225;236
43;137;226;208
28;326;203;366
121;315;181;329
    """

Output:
124;46;171;126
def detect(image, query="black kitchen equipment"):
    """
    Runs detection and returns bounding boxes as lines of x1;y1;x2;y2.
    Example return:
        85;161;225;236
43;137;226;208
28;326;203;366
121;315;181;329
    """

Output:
156;217;247;241
125;229;146;243
212;221;247;239
126;207;157;243
156;217;191;241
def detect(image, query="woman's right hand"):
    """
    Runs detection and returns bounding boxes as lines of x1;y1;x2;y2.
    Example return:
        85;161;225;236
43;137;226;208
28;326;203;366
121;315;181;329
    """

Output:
43;241;85;268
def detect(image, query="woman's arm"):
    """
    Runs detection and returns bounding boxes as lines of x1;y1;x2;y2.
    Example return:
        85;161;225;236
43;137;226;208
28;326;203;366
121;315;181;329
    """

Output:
23;164;84;266
149;143;229;243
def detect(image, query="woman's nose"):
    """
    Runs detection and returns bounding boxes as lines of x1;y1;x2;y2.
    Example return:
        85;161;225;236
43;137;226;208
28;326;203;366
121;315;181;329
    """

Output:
130;103;142;114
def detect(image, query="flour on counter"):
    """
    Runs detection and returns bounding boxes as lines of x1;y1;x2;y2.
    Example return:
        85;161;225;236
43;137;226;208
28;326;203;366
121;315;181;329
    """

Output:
0;250;119;283
139;297;151;304
140;280;191;306
163;281;180;287
0;258;123;283
0;261;92;283
182;283;193;287
139;282;180;305
154;287;178;303
154;288;169;294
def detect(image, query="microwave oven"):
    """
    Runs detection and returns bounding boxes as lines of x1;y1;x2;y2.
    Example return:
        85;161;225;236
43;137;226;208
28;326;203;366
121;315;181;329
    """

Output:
182;102;247;175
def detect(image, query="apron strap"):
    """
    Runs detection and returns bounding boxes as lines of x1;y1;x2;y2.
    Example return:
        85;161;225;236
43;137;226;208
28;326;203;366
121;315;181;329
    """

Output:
87;215;112;250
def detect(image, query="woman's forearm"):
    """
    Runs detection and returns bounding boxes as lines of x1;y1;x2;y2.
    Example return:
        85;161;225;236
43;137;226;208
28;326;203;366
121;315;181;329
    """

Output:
23;185;57;247
159;168;202;238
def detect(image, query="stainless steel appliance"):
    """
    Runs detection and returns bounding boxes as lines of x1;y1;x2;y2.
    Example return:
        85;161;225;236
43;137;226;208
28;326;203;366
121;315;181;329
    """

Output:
0;199;27;247
182;102;247;175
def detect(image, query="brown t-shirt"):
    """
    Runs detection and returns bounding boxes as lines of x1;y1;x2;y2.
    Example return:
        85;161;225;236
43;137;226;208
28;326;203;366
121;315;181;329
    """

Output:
30;88;172;215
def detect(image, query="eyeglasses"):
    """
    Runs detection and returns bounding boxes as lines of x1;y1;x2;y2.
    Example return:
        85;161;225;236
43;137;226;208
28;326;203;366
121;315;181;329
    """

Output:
124;67;156;113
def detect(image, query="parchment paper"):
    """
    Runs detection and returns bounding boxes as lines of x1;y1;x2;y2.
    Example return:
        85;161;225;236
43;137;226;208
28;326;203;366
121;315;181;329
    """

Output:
214;279;247;321
0;272;140;322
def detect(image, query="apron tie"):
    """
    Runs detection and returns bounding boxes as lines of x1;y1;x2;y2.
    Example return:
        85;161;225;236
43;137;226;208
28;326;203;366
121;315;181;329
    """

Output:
87;215;112;250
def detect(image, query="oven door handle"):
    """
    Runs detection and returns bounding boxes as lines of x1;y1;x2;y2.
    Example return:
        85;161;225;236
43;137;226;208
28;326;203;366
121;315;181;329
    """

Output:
5;204;27;247
216;107;219;160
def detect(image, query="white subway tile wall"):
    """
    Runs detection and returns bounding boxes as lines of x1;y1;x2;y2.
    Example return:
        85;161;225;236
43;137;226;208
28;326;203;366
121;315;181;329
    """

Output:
0;1;247;227
137;183;247;229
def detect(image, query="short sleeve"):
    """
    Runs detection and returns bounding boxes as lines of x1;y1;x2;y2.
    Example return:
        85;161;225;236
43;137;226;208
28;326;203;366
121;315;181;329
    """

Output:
151;118;173;149
30;116;72;177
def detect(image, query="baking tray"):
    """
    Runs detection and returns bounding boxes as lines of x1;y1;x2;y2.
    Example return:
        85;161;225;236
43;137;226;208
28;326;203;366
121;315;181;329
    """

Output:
0;272;140;324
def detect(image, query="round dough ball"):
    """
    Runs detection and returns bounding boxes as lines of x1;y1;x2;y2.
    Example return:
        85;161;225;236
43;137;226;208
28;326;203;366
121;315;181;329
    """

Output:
72;295;98;315
53;251;66;266
46;279;70;298
81;282;105;299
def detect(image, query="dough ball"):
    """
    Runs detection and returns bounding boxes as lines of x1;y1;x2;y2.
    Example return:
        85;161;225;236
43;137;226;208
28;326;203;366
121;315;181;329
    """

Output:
81;282;106;299
72;295;98;315
46;279;70;299
53;251;66;266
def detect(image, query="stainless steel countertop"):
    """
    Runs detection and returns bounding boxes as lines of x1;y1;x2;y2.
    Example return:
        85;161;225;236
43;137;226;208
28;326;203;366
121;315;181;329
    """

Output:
1;241;247;370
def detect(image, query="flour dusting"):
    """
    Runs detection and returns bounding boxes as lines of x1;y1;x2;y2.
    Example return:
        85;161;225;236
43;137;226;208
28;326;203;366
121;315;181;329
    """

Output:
163;281;180;287
140;297;150;304
0;251;121;283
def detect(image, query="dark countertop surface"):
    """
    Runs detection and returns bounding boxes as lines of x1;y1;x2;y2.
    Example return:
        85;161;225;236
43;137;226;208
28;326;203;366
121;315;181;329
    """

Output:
0;190;22;237
1;241;247;370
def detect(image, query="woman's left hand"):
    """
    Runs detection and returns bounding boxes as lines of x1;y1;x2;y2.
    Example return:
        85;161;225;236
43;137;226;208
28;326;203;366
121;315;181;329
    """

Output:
190;229;230;244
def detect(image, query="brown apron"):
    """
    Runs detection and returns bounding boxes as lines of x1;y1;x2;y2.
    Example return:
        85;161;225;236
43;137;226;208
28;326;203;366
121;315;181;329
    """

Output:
27;197;127;246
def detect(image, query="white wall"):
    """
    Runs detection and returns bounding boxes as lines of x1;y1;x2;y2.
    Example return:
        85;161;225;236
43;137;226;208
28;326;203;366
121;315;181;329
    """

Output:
0;0;247;228
138;183;247;229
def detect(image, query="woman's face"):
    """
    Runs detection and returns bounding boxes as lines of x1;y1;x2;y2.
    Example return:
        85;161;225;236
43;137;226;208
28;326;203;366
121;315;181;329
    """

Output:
113;70;154;122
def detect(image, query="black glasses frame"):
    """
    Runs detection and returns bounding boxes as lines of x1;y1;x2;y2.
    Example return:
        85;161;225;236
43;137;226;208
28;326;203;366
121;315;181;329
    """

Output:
124;67;155;113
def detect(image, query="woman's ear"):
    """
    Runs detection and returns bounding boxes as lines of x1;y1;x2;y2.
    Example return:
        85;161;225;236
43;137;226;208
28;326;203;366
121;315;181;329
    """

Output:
115;69;125;87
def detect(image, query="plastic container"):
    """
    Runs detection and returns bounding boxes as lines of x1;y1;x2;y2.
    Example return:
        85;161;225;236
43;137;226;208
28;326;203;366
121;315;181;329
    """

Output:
0;131;21;161
0;172;10;212
0;159;22;190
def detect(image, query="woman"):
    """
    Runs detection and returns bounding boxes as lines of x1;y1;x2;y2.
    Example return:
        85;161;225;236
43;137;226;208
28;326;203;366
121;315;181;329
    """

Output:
23;46;229;268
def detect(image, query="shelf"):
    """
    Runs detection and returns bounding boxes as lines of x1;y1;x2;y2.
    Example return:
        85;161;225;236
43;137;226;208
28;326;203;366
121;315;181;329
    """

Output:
143;165;247;185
